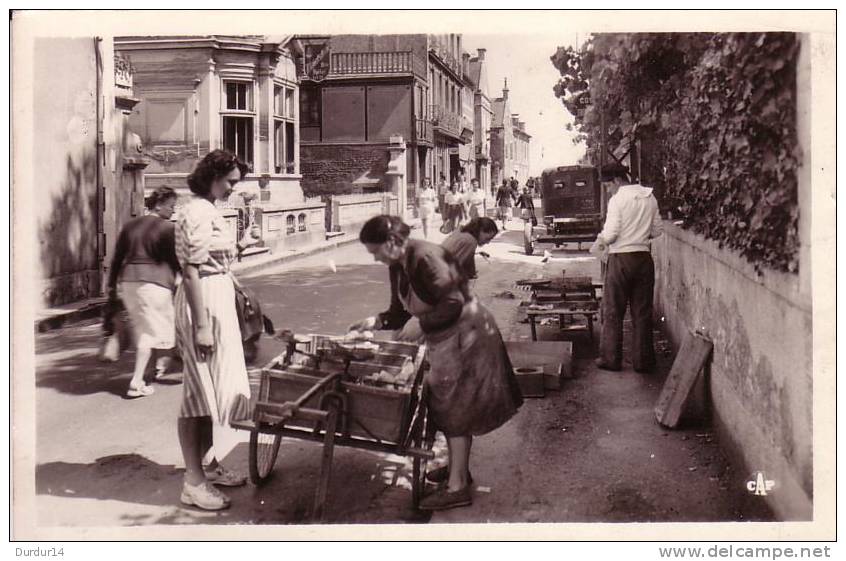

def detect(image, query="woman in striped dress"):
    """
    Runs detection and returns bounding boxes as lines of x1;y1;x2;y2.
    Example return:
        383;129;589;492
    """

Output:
175;150;253;511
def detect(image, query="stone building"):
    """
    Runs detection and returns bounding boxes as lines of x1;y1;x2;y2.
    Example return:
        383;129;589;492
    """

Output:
21;36;146;309
115;35;326;256
428;34;475;187
490;80;531;187
468;48;493;194
294;34;474;214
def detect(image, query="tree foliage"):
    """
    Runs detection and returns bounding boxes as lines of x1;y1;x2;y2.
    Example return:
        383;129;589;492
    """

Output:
551;33;801;273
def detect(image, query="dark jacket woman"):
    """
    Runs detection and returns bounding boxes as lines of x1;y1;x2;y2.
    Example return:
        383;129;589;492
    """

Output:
352;215;522;511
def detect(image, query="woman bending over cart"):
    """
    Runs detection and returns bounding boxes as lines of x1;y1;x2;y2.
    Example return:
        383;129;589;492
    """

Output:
349;215;523;511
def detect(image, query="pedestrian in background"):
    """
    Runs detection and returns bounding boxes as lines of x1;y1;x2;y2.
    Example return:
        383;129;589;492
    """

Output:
591;164;663;373
416;177;437;239
107;186;180;398
467;178;486;220
436;174;448;216
442;217;499;282
174;149;256;511
515;185;537;226
495;180;516;230
442;182;462;234
350;215;522;511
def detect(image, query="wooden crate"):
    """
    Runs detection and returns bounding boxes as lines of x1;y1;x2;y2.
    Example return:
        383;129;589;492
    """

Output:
257;334;426;444
260;364;414;443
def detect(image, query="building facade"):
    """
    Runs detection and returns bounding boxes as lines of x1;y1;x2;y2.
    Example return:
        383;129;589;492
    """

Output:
468;48;493;194
428;34;474;189
294;34;474;213
490;80;531;187
115;35;326;255
293;33;427;214
22;36;146;308
511;115;531;184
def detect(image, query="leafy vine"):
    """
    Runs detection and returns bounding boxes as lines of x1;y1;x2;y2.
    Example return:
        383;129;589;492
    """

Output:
551;33;801;273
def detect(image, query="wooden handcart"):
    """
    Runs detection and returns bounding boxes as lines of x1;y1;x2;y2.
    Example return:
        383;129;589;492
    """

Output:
231;334;436;521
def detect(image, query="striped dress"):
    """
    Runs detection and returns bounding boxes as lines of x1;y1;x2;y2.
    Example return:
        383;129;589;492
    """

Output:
174;195;251;425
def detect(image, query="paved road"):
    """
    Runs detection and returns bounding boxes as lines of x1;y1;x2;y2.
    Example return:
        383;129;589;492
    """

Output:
32;221;774;529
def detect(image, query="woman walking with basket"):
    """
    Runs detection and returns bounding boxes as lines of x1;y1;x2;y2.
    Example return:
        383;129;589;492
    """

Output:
174;149;258;511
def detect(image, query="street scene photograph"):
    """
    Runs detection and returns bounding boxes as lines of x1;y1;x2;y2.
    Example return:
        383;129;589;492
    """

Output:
10;9;836;543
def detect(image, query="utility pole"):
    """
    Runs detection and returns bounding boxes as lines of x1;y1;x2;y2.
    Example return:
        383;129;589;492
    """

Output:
599;105;606;171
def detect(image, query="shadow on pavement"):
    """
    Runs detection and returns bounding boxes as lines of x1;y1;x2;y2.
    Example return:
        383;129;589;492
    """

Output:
36;454;184;507
36;444;434;525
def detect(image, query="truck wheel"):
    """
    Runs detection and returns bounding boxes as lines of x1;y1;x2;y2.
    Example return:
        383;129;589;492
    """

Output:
523;226;534;256
525;240;534;256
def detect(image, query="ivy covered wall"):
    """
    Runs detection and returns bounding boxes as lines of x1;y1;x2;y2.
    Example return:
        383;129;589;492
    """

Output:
551;33;801;273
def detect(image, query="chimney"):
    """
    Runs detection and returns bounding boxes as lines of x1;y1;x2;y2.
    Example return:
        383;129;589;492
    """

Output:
477;48;486;60
462;52;470;74
503;78;509;101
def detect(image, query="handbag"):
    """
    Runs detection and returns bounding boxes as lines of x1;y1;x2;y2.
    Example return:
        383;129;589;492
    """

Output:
208;257;275;344
99;296;132;362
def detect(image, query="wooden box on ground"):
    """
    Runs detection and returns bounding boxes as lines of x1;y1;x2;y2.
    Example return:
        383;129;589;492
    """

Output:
513;366;545;397
505;340;573;391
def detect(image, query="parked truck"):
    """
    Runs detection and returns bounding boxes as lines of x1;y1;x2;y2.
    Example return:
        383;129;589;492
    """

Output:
523;165;605;255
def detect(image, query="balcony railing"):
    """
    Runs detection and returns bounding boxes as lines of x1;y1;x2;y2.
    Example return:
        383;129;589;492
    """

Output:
428;36;463;77
429;104;462;138
329;51;413;76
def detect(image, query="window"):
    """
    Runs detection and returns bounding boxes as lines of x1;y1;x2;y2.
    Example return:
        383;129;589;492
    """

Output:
300;87;320;127
298;213;307;232
274;84;297;174
221;80;255;167
286;215;295;235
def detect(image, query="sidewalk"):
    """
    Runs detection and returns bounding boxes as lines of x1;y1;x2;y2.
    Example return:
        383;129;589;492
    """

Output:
428;233;776;523
35;212;441;333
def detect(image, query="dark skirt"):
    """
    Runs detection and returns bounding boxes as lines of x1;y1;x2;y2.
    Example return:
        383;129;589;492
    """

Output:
424;299;523;437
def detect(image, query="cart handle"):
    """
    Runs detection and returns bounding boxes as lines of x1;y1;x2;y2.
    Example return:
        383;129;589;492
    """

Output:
296;372;342;408
255;401;329;423
255;372;342;422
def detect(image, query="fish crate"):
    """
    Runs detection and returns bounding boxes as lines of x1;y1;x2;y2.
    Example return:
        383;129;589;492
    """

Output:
257;334;427;444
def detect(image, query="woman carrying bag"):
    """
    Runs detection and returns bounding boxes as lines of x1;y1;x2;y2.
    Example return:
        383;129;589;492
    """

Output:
174;149;260;511
105;186;180;397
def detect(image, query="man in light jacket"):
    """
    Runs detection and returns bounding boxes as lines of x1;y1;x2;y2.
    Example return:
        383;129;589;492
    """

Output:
591;164;663;373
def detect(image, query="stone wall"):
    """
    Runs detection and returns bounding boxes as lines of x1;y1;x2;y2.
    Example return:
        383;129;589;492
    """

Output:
324;193;397;236
653;222;812;520
255;202;326;253
300;144;390;197
32;38;102;307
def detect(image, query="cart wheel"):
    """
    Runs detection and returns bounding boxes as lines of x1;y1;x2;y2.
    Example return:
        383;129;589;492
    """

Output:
249;424;282;485
411;408;436;509
523;221;534;255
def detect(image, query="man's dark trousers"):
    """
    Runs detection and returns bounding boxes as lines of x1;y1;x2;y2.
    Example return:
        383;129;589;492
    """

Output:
599;252;656;372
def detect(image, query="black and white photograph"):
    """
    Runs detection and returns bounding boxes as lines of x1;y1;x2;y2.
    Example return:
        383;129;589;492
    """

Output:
10;8;836;546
